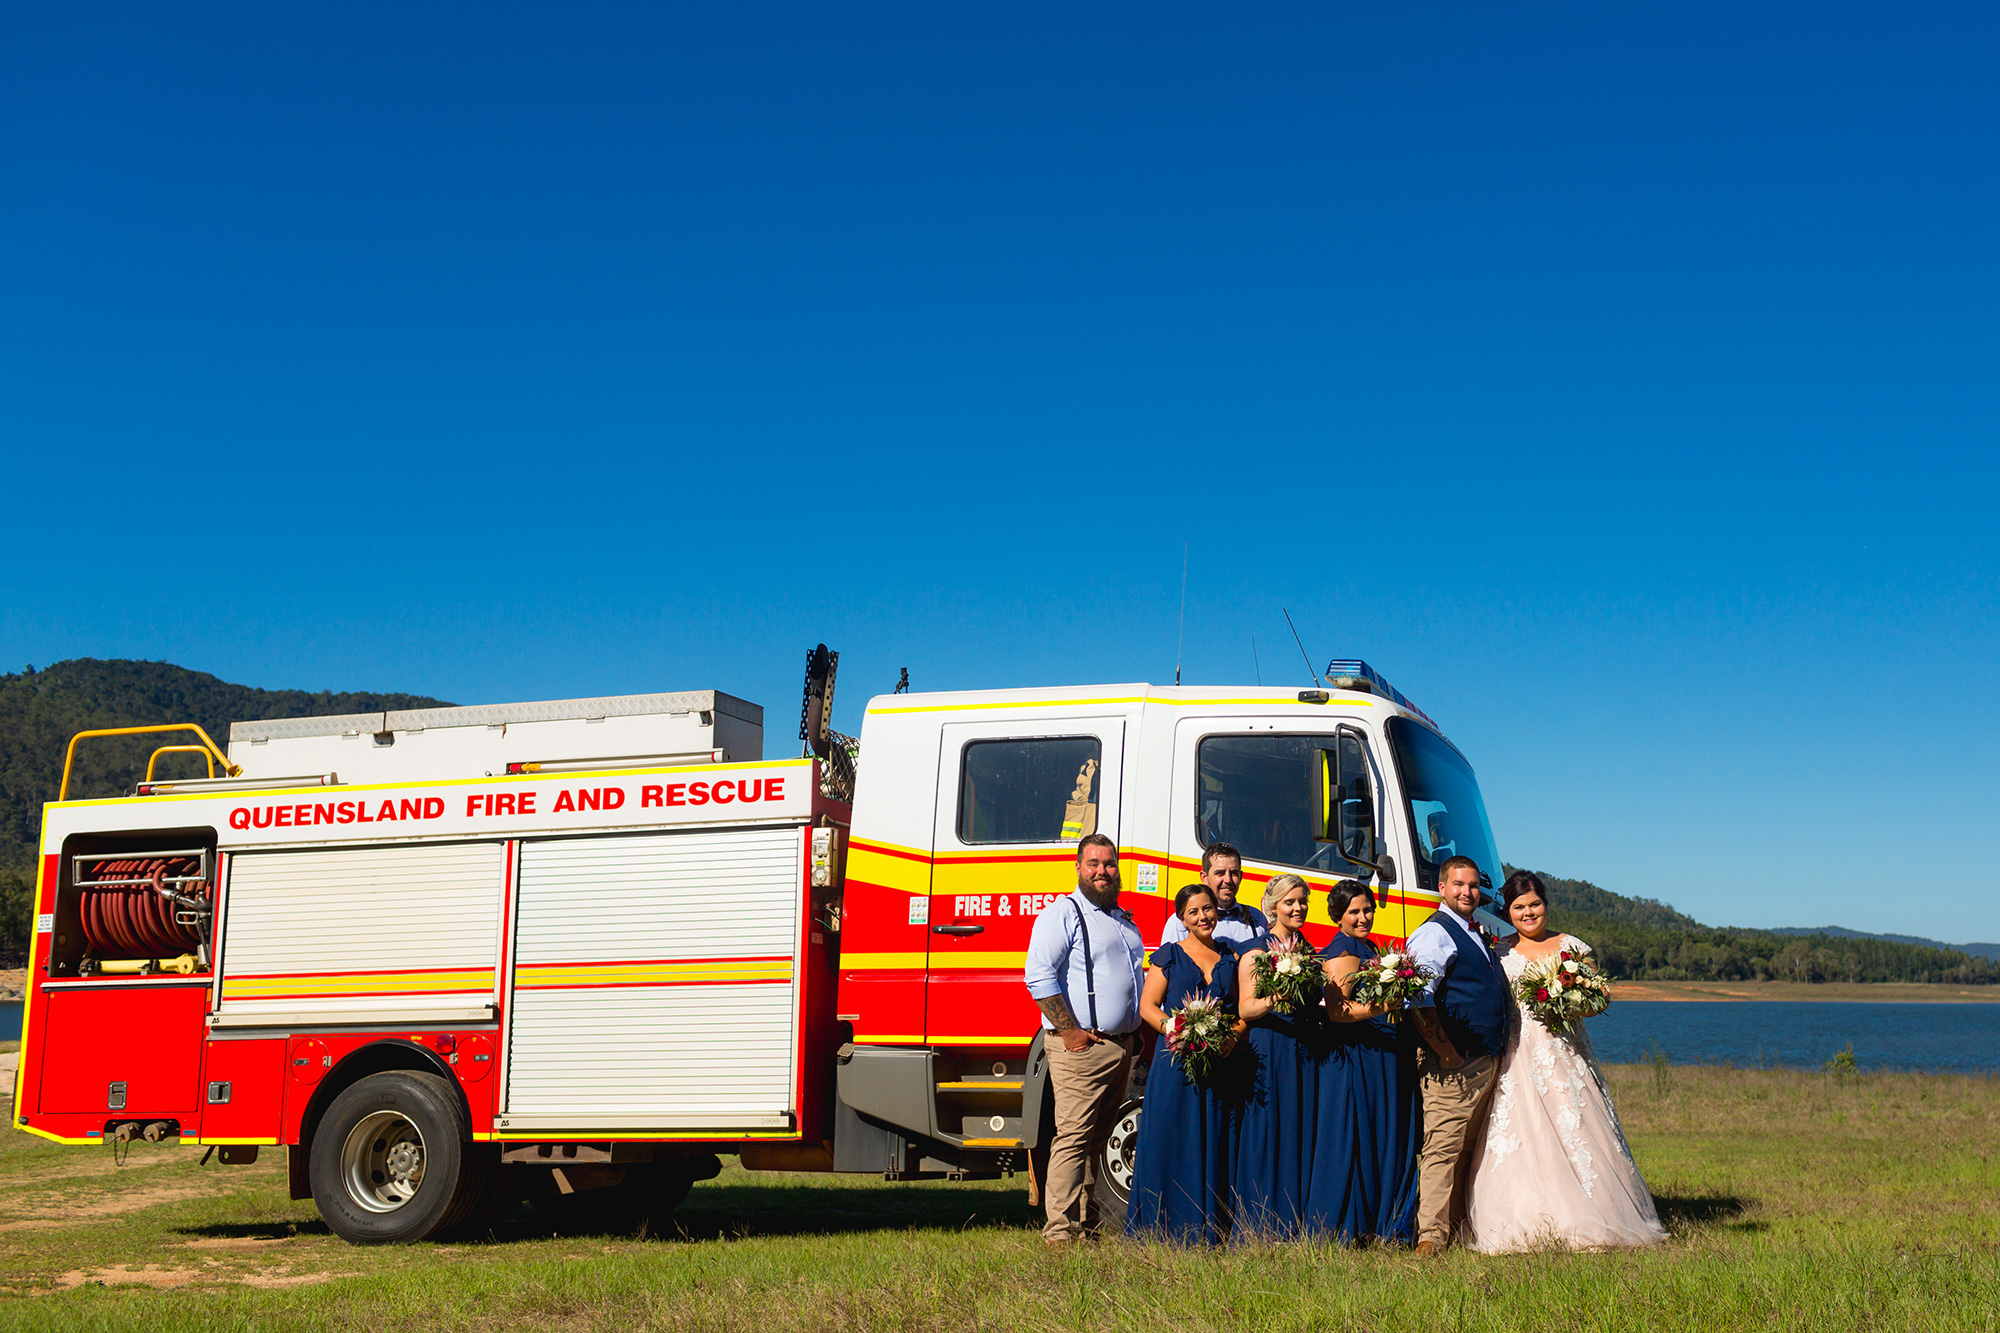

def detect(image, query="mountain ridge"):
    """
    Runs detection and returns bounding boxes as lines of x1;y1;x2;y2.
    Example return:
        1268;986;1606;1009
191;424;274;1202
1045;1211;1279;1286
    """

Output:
1763;925;2000;964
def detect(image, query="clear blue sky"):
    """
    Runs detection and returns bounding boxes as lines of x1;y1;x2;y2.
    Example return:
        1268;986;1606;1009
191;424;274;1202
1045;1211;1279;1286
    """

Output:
4;4;1995;939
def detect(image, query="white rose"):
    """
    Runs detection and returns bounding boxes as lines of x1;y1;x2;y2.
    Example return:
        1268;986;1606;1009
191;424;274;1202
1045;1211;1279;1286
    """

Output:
1562;960;1580;974
1276;956;1299;975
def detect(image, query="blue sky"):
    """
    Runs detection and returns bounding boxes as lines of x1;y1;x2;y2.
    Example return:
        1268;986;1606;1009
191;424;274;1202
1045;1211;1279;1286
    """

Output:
4;3;1995;939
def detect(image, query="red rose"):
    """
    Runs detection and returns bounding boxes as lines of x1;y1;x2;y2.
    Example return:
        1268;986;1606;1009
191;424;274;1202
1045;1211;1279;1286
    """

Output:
1536;988;1550;1001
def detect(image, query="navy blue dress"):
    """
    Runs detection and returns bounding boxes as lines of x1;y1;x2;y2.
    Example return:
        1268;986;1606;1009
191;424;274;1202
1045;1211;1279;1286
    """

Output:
1306;933;1422;1243
1229;930;1325;1237
1126;940;1243;1243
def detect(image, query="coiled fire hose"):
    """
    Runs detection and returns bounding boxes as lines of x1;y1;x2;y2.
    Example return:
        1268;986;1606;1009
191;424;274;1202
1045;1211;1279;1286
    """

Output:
76;856;212;961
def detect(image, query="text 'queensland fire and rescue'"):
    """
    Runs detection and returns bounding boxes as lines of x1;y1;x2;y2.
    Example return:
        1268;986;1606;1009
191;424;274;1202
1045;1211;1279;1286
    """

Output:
226;776;788;830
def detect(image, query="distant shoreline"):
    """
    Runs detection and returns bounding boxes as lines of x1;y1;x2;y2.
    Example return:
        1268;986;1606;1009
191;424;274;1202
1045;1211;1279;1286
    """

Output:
1615;979;2000;1004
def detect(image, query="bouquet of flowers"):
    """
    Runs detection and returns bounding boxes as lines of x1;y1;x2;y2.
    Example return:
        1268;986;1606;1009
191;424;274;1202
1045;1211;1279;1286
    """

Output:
1348;950;1435;1023
1516;947;1611;1038
1162;995;1234;1084
1251;934;1326;1015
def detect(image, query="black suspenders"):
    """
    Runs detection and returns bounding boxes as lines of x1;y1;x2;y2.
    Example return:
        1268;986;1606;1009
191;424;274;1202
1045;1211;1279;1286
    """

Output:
1067;896;1099;1033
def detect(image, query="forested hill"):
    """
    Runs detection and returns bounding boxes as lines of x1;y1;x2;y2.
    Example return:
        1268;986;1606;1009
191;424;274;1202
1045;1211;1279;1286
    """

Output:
1509;866;1999;985
1767;925;2000;964
0;660;449;955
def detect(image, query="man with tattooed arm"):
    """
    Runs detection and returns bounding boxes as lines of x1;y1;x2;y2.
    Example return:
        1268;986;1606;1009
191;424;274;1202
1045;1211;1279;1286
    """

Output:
1022;834;1147;1245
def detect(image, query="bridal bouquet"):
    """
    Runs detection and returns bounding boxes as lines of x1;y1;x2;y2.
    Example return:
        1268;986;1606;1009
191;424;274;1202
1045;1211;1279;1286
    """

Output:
1349;950;1435;1023
1162;995;1234;1084
1251;934;1326;1015
1517;947;1611;1038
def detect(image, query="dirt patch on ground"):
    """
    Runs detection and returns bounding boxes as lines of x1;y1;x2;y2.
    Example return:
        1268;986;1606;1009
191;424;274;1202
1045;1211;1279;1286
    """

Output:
56;1265;200;1289
2;1182;210;1227
239;1269;345;1288
181;1235;297;1252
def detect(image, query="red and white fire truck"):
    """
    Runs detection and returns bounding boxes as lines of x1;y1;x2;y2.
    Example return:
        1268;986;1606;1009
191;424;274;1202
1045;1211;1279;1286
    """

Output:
10;649;1504;1242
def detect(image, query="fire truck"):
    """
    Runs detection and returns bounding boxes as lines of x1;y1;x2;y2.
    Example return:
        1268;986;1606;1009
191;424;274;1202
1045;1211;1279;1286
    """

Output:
10;649;1504;1243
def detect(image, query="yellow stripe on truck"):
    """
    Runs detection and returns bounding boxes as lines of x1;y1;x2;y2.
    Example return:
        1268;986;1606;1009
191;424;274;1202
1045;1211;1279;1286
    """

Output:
221;968;496;1000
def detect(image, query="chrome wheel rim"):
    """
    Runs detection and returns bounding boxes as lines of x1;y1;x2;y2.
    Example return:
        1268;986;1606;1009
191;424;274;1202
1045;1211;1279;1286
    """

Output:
341;1109;427;1214
1102;1104;1141;1199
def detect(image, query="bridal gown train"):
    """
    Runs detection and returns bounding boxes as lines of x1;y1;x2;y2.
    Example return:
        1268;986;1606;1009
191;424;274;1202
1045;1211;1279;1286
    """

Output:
1464;936;1667;1253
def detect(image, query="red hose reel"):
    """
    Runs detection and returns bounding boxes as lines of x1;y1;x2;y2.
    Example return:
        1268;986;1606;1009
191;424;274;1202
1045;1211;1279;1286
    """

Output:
74;853;214;961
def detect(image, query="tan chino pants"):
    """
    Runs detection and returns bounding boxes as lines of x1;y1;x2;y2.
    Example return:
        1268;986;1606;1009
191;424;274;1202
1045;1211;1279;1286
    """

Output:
1041;1033;1137;1243
1415;1048;1499;1248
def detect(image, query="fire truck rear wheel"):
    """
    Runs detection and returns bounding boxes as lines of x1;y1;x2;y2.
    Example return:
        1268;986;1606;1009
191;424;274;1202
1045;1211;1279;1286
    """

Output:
310;1071;491;1244
1095;1099;1141;1215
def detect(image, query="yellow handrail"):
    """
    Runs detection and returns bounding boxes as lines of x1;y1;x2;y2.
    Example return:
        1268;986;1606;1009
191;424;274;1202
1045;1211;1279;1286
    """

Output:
60;725;240;801
145;745;219;783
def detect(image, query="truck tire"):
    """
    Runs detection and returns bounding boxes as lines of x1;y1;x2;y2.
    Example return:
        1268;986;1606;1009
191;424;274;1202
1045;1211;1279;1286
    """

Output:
309;1070;492;1244
1094;1099;1142;1216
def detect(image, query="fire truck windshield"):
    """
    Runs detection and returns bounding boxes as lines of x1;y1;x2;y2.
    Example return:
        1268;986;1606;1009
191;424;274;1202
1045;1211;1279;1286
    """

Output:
1386;717;1502;897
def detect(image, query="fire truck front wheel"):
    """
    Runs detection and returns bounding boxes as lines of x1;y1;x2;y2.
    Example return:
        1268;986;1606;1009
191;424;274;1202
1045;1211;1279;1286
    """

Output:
310;1071;492;1244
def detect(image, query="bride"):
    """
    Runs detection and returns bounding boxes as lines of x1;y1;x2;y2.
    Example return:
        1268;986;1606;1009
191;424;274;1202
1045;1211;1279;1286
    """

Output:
1465;870;1667;1252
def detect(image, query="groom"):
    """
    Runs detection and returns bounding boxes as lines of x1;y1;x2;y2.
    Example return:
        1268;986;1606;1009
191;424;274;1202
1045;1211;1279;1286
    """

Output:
1406;855;1512;1255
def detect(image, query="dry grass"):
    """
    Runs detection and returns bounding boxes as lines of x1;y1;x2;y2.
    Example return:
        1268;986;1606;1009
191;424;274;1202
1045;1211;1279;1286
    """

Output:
0;1065;1995;1330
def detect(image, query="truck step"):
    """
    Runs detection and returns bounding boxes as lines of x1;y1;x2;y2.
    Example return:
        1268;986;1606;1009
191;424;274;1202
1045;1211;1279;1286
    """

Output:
935;1080;1023;1092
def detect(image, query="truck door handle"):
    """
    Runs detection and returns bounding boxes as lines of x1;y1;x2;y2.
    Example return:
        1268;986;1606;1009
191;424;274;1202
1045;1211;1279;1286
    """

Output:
932;924;985;936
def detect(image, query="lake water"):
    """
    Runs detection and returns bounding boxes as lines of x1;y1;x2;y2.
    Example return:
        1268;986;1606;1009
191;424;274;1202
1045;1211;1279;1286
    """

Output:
5;998;1997;1074
1589;1001;2000;1074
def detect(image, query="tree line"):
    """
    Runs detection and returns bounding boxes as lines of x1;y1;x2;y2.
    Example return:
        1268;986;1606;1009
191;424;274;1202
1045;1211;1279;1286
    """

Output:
1519;867;1997;985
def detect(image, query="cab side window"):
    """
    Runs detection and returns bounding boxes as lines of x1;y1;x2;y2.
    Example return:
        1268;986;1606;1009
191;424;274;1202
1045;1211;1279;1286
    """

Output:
1197;732;1376;871
958;737;1102;844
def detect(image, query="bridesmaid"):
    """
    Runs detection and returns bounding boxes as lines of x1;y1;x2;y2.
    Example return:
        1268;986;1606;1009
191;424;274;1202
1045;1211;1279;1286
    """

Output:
1126;883;1247;1243
1230;872;1323;1236
1308;880;1422;1243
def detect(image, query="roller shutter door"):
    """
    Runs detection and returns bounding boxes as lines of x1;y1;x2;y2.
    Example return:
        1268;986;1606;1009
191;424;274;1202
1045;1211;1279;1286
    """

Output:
502;826;804;1131
216;842;505;1026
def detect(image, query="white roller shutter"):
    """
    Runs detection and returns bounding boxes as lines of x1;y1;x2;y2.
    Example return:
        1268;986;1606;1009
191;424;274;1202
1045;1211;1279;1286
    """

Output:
216;842;505;1026
502;826;804;1131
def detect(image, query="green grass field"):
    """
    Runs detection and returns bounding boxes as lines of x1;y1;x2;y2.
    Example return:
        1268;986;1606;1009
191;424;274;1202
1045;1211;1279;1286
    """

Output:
0;1064;1995;1331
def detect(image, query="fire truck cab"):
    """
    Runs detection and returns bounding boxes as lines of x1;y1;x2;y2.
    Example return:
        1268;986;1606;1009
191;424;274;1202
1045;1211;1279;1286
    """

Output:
10;656;1504;1242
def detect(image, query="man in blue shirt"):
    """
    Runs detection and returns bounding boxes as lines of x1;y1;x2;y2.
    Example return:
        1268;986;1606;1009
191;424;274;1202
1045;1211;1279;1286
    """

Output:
1023;833;1147;1244
1404;854;1512;1254
1158;842;1267;947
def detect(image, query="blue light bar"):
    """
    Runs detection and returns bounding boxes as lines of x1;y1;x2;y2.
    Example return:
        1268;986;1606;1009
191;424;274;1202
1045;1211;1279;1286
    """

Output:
1323;659;1439;730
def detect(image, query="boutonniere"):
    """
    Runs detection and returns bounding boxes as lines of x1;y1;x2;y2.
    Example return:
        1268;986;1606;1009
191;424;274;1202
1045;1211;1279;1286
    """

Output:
1476;922;1502;949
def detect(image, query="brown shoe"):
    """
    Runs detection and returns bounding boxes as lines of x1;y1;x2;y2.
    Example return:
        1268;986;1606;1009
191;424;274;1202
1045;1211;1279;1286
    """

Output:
1414;1240;1445;1258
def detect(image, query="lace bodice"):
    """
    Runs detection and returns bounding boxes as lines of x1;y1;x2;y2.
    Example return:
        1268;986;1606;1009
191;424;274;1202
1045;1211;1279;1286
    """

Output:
1499;934;1587;984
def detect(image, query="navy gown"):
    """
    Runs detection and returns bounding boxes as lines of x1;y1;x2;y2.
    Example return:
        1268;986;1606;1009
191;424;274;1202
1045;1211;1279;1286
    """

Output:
1229;930;1325;1237
1126;940;1243;1243
1306;933;1422;1243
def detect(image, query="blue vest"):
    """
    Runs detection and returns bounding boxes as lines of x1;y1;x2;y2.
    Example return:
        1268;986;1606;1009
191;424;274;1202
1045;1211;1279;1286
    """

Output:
1423;910;1511;1060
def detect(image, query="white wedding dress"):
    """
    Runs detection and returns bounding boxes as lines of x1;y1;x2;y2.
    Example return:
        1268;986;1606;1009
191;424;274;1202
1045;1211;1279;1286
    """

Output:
1464;936;1667;1253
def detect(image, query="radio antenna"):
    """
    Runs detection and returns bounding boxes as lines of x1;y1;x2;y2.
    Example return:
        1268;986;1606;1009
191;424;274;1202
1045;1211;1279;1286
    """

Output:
1282;608;1318;686
1252;635;1262;685
1173;542;1188;686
